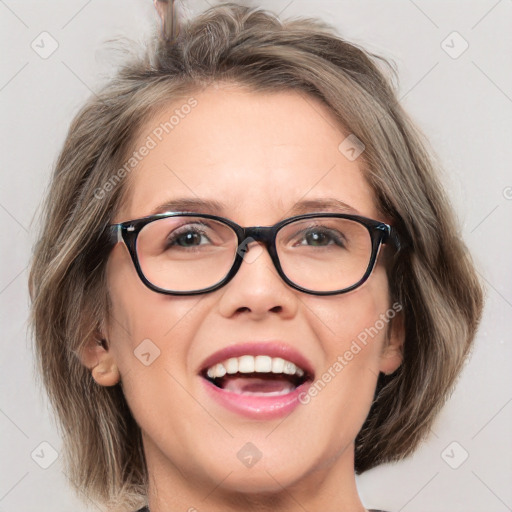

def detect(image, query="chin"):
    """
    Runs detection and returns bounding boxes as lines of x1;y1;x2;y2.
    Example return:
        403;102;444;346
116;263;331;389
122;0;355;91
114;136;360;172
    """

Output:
188;442;315;494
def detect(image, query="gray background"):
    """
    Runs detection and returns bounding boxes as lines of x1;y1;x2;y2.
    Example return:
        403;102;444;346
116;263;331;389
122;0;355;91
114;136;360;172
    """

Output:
1;1;511;511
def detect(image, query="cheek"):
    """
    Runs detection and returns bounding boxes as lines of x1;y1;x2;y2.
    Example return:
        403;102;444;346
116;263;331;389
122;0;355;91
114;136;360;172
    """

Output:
104;248;210;371
103;242;211;410
301;268;390;435
104;275;207;446
310;266;391;361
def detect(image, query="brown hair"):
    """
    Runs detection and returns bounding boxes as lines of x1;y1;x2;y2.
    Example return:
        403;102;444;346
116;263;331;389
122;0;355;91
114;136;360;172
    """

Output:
28;2;484;509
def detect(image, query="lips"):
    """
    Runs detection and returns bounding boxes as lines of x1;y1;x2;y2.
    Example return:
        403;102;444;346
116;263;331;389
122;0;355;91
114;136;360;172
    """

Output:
197;342;315;420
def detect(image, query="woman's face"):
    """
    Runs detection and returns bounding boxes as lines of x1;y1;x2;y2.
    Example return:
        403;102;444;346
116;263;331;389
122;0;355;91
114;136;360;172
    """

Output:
97;85;403;496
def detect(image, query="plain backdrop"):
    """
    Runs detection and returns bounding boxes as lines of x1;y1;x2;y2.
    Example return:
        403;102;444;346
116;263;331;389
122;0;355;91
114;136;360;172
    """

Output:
1;1;511;511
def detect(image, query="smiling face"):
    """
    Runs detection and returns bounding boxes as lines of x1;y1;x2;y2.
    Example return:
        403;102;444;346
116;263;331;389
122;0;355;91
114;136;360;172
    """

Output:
84;84;404;509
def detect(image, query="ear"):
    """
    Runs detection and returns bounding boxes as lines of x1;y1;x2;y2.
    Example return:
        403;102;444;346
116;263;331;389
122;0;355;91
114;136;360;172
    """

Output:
379;310;405;375
78;330;120;387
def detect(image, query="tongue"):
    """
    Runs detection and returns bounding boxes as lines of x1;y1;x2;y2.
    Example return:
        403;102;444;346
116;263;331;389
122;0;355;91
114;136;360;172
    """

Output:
221;374;296;395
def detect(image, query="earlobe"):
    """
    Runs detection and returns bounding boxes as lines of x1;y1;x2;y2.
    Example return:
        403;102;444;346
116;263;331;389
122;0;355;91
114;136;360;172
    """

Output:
379;312;405;375
79;335;120;387
91;355;121;387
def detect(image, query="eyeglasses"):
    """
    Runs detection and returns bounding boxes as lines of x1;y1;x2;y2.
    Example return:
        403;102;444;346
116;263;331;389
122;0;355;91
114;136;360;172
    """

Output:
104;212;403;296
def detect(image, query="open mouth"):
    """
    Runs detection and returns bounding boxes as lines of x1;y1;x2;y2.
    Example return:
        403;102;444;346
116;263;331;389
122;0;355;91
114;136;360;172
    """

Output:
198;349;315;419
200;355;312;396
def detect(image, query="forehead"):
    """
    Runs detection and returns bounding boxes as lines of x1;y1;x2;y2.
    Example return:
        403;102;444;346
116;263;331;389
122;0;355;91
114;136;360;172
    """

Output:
116;85;379;223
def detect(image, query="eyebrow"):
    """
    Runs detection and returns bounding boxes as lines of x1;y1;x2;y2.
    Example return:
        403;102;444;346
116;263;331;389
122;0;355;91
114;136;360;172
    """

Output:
287;198;360;216
149;197;360;218
149;198;227;216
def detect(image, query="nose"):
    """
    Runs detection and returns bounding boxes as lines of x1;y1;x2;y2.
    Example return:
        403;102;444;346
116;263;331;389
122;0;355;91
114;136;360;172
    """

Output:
216;240;299;320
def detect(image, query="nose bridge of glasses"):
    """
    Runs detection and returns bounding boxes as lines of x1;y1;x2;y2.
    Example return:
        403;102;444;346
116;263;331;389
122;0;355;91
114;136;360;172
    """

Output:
238;225;275;252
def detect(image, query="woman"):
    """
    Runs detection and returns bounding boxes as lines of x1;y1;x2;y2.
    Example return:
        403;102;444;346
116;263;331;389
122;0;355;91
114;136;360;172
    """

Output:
28;2;483;511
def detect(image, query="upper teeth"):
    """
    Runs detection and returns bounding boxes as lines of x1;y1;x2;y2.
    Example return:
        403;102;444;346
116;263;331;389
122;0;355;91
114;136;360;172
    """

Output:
206;355;305;379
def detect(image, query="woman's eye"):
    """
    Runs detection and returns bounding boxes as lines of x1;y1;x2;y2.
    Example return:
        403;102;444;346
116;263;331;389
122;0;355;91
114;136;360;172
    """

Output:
166;227;211;248
298;228;345;247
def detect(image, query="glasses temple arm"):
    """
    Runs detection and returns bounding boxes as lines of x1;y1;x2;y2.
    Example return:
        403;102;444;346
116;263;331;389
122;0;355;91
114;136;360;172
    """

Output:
104;224;123;246
387;226;408;252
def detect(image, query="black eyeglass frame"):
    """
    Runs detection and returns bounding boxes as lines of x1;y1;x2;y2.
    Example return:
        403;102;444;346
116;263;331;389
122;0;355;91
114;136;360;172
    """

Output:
105;211;403;296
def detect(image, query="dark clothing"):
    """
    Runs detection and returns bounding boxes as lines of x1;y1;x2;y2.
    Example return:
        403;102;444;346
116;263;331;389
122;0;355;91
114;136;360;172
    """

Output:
135;508;389;511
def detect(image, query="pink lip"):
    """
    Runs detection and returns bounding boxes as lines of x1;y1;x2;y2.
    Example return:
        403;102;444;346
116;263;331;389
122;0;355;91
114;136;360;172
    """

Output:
197;341;315;420
201;377;312;420
198;341;315;377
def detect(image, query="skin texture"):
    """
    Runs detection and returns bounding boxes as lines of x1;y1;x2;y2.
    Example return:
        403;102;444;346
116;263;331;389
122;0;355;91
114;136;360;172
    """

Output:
81;84;404;512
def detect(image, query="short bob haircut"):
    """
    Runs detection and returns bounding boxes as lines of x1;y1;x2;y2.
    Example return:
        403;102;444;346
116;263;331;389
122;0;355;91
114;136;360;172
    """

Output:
28;2;484;509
